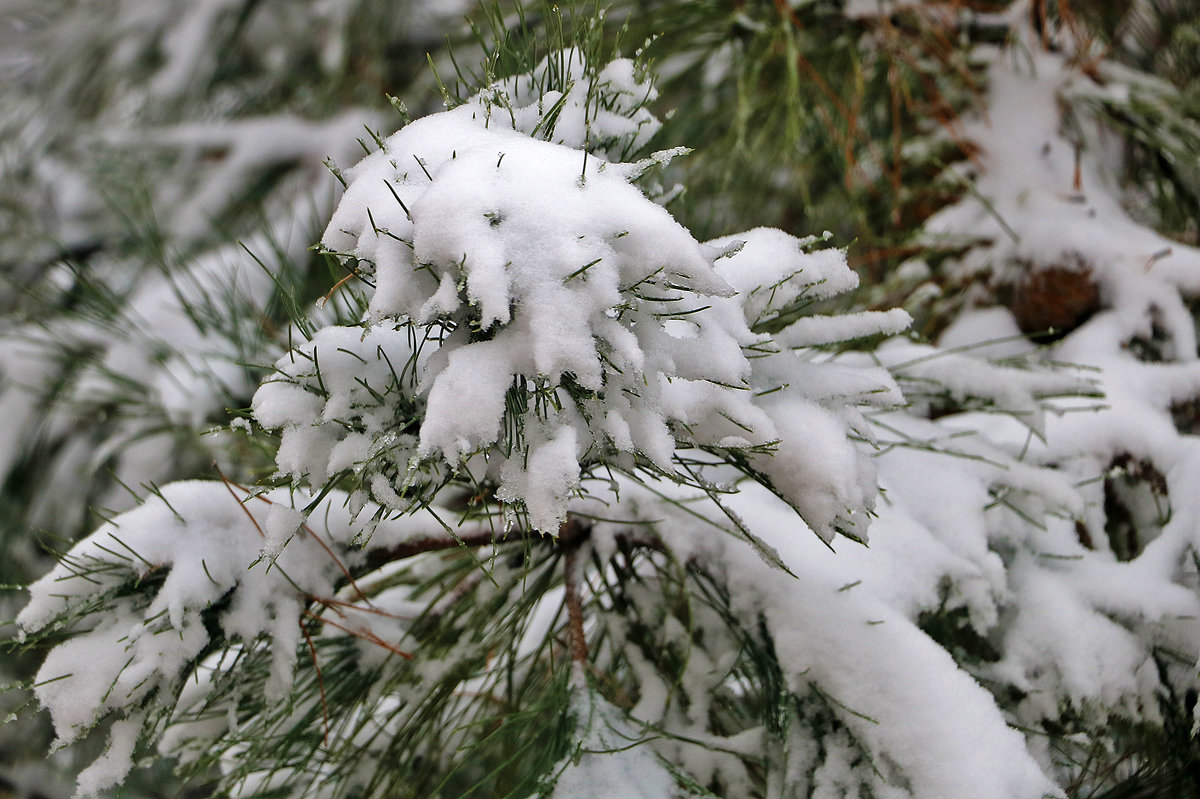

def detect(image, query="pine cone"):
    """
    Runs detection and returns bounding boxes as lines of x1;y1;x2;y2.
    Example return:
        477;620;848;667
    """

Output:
1008;252;1101;339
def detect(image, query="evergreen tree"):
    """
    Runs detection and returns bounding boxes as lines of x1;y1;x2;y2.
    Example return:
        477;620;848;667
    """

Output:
6;2;1200;798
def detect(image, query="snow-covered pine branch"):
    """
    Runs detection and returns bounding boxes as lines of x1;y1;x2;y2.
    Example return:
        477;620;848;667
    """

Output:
20;3;1200;797
256;52;905;542
16;481;470;797
14;51;929;798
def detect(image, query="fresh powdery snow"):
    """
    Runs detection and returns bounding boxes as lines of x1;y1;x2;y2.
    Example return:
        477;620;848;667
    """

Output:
536;684;680;799
877;5;1200;786
12;51;948;798
573;477;1060;799
19;54;933;797
25;22;1200;799
17;481;471;796
264;52;903;542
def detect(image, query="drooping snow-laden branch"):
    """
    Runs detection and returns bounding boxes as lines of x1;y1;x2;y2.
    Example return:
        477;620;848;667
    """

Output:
16;52;916;797
255;53;908;542
14;2;1200;796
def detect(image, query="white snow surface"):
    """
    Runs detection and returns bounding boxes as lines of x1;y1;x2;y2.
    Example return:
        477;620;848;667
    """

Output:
579;477;1061;799
17;480;464;797
540;688;679;799
259;57;905;538
28;16;1200;799
886;8;1200;783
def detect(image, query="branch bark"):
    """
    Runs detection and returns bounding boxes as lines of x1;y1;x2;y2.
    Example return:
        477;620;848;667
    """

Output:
560;515;592;665
362;528;506;571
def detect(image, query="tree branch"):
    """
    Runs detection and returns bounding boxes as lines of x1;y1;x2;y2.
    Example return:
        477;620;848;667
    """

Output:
562;545;589;666
560;515;592;666
362;528;507;571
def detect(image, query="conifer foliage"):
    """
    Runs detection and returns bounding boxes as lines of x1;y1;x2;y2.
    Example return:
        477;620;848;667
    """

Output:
6;2;1200;799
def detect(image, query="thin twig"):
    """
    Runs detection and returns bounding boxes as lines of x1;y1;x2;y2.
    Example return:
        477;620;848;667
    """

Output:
363;528;504;571
299;618;330;746
217;468;264;538
560;516;591;666
304;609;414;660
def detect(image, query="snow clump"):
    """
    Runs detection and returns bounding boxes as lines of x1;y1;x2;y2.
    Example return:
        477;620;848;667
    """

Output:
16;481;464;797
257;55;908;539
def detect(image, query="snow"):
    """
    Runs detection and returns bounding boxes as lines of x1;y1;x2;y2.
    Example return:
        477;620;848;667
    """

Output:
16;480;473;795
937;307;1036;360
19;11;1200;798
580;477;1061;799
870;337;1096;437
776;308;913;348
924;32;1200;369
540;689;678;799
75;718;143;799
274;58;906;536
0;88;376;538
124;114;375;242
710;227;860;328
147;0;238;100
253;323;425;486
869;9;1200;785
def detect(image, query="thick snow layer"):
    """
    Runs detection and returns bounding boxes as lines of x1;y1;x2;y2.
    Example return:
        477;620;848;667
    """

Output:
888;11;1200;782
581;478;1061;799
17;480;468;796
775;308;912;348
34;18;1200;798
924;33;1200;364
263;57;907;537
870;337;1095;437
710;227;860;327
310;70;761;532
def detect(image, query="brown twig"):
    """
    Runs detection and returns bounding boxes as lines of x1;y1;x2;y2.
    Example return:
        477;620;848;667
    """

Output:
304;609;414;660
559;515;592;666
217;468;264;538
299;617;330;746
318;266;363;308
311;595;414;621
218;470;377;606
297;520;374;606
562;546;588;666
363;528;506;571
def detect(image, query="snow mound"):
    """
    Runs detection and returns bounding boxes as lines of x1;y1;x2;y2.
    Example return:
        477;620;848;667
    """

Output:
255;58;905;539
